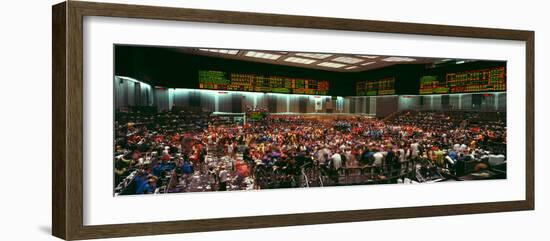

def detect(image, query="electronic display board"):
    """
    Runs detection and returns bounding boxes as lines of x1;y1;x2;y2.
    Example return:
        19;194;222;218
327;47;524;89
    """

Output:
356;77;396;96
419;75;449;94
198;70;329;95
419;66;506;94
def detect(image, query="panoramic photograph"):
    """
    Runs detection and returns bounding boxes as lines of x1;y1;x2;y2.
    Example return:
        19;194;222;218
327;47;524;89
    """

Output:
113;45;507;196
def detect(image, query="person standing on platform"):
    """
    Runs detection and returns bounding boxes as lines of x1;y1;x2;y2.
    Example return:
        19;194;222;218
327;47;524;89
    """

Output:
219;166;228;191
332;151;343;171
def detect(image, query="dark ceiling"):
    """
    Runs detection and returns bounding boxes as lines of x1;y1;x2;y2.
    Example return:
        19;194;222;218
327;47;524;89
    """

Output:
114;45;500;96
173;47;437;72
115;45;447;87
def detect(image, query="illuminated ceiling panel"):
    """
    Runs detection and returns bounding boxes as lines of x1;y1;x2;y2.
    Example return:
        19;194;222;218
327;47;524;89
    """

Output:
317;62;347;68
382;56;416;62
180;47;439;72
284;57;317;64
332;56;364;64
295;53;333;59
198;48;239;55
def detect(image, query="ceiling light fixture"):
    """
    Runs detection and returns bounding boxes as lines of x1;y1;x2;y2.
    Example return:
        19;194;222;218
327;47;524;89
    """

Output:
332;56;364;64
382;57;416;62
198;48;239;55
284;57;317;64
317;62;347;68
361;61;376;66
245;51;282;60
295;53;333;59
358;55;379;59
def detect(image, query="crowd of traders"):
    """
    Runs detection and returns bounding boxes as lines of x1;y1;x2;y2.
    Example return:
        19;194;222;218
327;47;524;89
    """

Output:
114;109;507;195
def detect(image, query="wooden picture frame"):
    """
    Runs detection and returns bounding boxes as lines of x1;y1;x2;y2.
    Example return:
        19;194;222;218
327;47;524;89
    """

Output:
52;1;534;240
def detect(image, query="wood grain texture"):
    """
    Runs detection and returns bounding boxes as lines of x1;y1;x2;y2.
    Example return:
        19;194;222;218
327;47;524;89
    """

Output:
52;2;67;240
73;201;530;240
525;32;535;210
52;1;535;240
66;2;85;240
72;1;533;40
